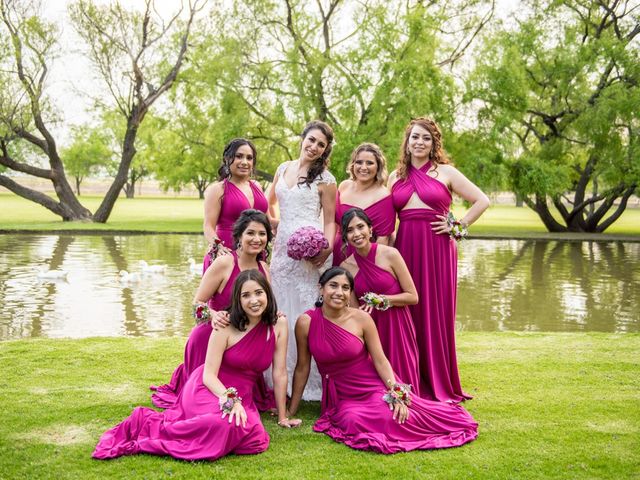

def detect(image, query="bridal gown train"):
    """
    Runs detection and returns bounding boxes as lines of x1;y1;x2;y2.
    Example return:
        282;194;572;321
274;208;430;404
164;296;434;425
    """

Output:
270;161;336;401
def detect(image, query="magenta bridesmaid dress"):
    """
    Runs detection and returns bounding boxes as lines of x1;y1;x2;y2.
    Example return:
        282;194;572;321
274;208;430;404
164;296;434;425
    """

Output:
352;243;421;394
203;179;268;272
306;308;477;453
332;191;396;266
392;162;471;403
150;254;274;411
94;322;275;461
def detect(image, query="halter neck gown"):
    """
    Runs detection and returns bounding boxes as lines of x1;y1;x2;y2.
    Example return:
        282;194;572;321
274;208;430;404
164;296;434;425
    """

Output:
150;253;274;411
332;191;396;266
391;162;471;402
352;243;421;393
94;321;275;461
306;308;477;453
202;179;268;272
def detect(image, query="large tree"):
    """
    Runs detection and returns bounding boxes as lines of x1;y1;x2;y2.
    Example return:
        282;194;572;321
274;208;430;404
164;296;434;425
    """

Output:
0;0;204;221
198;0;494;178
469;0;639;232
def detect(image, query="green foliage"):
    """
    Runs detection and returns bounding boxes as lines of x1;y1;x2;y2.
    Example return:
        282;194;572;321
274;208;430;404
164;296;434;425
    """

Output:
61;126;113;194
467;0;640;231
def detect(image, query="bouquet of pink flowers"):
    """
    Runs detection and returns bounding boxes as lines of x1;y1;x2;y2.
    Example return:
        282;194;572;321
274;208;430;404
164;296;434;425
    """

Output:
287;226;329;260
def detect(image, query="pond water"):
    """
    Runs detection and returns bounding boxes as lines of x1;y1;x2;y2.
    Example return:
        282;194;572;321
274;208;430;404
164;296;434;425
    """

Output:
0;234;638;339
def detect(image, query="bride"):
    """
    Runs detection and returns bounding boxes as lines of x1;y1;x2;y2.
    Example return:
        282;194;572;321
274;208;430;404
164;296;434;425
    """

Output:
267;120;337;400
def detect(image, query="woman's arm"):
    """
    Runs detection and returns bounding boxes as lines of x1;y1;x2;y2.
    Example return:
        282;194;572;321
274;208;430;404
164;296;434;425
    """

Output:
266;166;282;233
432;165;490;235
202;327;247;427
272;315;302;427
382;247;418;306
360;312;408;423
193;256;232;328
311;181;337;267
288;314;312;416
203;182;224;244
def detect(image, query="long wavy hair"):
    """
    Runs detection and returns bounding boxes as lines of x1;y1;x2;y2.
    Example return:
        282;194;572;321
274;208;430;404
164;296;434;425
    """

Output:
228;269;278;332
347;143;388;185
396;117;449;180
217;138;257;181
232;209;273;260
297;120;334;187
315;267;354;307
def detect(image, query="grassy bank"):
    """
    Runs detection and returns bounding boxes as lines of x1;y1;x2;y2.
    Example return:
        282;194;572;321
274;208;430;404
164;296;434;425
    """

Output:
1;193;639;238
0;333;638;479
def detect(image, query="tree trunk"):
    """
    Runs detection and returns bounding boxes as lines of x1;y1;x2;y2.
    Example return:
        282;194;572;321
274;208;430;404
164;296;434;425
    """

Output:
515;192;524;207
123;182;135;199
526;194;567;232
93;123;139;222
75;176;82;196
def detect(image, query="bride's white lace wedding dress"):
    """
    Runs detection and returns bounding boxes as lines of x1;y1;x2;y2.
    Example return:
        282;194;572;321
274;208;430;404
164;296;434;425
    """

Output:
270;161;335;401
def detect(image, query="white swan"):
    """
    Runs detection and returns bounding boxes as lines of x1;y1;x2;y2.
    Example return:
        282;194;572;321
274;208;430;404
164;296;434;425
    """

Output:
139;260;167;274
188;258;201;274
119;270;141;283
37;267;69;280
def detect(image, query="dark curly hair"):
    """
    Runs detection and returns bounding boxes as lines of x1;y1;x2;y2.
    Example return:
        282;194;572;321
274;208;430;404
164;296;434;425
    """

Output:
217;138;257;181
228;269;278;332
232;209;273;260
297;120;334;187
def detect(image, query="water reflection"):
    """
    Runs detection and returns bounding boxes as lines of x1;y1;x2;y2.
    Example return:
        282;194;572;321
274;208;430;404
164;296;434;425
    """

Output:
457;239;640;332
0;234;638;339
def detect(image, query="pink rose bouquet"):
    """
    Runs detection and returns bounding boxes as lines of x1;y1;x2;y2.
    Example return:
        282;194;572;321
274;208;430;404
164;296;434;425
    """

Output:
286;226;329;260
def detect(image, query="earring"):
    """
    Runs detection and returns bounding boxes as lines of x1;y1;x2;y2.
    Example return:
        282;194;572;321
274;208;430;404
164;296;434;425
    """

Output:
315;295;324;307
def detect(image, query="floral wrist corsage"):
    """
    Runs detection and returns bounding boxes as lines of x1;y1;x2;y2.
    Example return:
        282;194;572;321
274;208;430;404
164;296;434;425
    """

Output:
219;387;242;414
192;301;211;324
446;212;468;241
360;292;391;311
207;238;223;260
382;381;412;407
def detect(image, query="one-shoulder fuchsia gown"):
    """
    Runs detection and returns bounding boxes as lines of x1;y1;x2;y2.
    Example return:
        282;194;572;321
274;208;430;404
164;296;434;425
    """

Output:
203;179;268;273
352;243;421;393
150;253;274;411
391;162;471;403
306;308;477;453
94;321;275;461
332;192;396;266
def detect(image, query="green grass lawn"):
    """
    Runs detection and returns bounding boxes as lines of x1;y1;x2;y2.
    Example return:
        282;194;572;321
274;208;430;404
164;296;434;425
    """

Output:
1;192;639;238
0;333;638;479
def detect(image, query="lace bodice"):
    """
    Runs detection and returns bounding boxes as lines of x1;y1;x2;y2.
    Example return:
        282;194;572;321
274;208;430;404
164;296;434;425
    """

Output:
269;160;336;401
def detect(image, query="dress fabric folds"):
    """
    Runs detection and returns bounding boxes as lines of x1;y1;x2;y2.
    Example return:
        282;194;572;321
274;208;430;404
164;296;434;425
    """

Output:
150;254;274;411
332;192;396;266
391;162;470;403
93;322;275;462
306;308;478;453
352;243;421;394
202;179;268;272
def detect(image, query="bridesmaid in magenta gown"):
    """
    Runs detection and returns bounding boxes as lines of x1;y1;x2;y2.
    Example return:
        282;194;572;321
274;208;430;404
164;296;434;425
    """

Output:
288;268;477;454
339;208;421;394
202;138;269;272
94;270;301;462
150;210;274;410
389;117;490;403
332;143;395;266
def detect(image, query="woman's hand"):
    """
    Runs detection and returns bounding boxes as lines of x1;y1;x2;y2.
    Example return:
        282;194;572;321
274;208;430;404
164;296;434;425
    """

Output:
270;218;280;237
222;401;247;427
430;214;451;235
391;402;409;424
206;242;232;260
212;310;230;330
277;417;303;428
359;303;373;314
310;246;331;268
